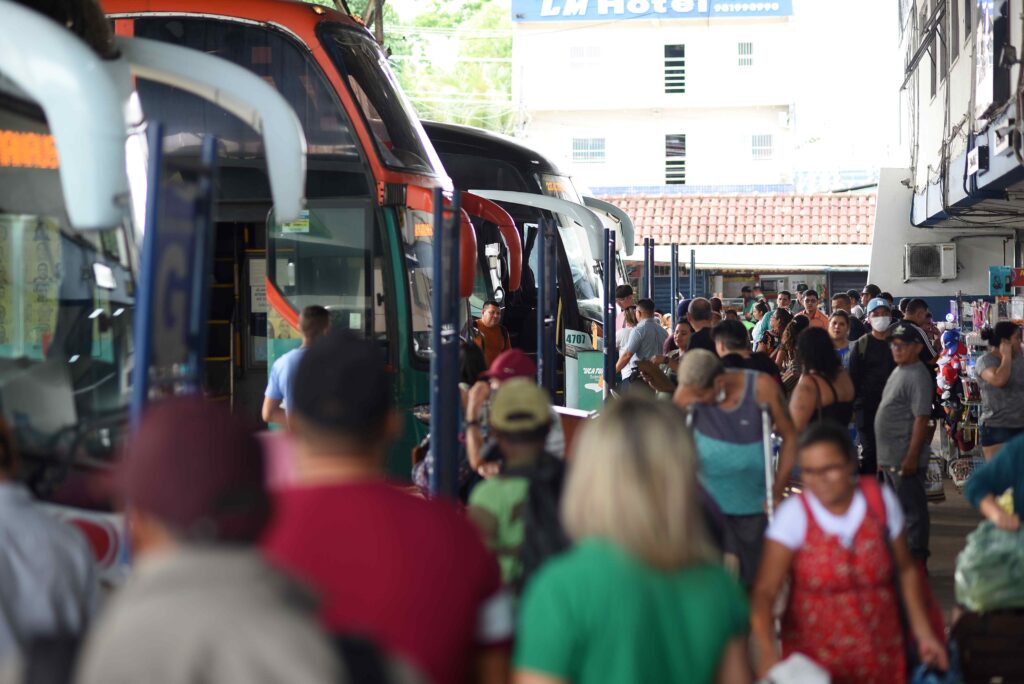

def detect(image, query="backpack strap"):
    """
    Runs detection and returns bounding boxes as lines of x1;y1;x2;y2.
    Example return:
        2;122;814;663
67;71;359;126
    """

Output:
334;635;389;684
856;333;871;359
860;475;887;526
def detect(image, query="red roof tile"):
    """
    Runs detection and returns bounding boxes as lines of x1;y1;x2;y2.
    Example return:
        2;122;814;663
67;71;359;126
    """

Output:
597;193;876;246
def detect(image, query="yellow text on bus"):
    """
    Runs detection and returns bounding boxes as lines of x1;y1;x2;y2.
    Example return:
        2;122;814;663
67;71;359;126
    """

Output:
0;130;59;169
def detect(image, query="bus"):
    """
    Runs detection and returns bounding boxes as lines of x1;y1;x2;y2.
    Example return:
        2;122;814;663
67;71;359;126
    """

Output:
0;0;307;575
102;0;484;475
421;121;635;396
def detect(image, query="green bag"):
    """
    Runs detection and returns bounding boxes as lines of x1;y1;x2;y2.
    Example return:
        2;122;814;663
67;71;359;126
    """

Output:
954;521;1024;612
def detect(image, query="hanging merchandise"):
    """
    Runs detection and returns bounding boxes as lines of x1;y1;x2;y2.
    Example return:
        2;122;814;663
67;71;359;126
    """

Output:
937;302;987;489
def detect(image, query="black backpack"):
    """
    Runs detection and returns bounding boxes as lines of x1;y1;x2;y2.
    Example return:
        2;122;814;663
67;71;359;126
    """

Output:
506;452;571;593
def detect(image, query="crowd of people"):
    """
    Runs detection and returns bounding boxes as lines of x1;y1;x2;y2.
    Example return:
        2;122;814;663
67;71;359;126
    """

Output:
8;279;1024;683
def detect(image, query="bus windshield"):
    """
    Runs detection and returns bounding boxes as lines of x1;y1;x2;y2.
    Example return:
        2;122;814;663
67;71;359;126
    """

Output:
319;24;444;177
540;174;603;322
0;99;136;464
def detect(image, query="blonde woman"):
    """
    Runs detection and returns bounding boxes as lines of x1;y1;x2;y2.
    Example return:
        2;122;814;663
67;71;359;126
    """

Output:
513;396;752;684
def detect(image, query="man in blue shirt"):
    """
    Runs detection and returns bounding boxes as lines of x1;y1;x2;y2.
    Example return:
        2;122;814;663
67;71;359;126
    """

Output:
262;305;330;427
615;298;668;392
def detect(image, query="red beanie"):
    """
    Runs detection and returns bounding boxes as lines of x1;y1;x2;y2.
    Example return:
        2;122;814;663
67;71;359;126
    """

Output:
120;396;269;543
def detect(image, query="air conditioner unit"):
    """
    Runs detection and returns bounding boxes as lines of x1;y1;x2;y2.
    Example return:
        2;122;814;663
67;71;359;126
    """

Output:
904;243;957;281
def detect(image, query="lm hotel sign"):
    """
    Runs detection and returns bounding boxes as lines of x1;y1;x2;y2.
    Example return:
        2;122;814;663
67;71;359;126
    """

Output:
512;0;793;21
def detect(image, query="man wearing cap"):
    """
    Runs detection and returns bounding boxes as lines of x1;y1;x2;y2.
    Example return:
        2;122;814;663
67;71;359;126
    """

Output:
466;349;565;476
467;379;567;590
849;297;898;475
265;331;513;684
615;298;668;392
76;397;355;684
875;322;934;562
792;284;809;315
0;424;98;664
673;350;797;588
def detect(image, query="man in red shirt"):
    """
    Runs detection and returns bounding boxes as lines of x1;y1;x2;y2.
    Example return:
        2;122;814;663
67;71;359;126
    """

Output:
264;331;513;684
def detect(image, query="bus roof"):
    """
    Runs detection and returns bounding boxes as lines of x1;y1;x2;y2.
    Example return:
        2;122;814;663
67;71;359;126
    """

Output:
103;0;363;32
421;120;570;179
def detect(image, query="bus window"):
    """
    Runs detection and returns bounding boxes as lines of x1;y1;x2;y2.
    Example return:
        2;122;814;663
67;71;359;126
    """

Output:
400;209;434;358
267;200;382;339
540;173;603;322
0;99;135;461
319;24;444;177
133;17;369;199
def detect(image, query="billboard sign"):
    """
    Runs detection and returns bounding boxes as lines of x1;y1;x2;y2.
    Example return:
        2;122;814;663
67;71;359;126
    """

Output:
512;0;793;22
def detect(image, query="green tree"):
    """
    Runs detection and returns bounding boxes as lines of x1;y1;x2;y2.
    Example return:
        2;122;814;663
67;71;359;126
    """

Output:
297;0;515;134
387;0;516;134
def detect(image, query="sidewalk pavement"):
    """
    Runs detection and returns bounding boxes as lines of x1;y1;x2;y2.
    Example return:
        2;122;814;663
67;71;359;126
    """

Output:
928;479;981;618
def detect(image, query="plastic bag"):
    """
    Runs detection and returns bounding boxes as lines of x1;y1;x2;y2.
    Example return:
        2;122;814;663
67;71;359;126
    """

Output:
954;521;1024;612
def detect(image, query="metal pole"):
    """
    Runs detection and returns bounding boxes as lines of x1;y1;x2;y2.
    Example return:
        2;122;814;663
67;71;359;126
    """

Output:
670;244;679;327
186;136;218;394
536;220;545;387
642;237;653;299
603;227;617;401
689;249;697;300
430;189;461;499
761;403;775;522
535;219;557;397
130;122;164;429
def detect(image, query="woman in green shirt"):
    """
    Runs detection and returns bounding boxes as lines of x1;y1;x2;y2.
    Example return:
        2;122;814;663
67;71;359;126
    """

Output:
513;395;752;684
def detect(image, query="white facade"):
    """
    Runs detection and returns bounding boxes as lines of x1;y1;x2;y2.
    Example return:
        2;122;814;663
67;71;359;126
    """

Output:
512;16;795;187
510;1;901;192
901;0;981;193
873;1;1024;296
870;170;1012;296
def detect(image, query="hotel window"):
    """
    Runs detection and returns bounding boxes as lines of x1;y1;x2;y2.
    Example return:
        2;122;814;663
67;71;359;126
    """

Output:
738;42;753;67
569;45;601;68
665;133;686;184
664;45;686;94
572;137;606;163
950;0;959;60
924;6;936;98
752;134;773;160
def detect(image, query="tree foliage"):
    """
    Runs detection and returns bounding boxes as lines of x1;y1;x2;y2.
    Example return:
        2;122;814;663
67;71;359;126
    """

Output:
386;1;516;134
297;0;516;134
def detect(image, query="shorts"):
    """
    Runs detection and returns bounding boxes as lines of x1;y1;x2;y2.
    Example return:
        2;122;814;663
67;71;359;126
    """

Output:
721;513;768;588
979;424;1024;447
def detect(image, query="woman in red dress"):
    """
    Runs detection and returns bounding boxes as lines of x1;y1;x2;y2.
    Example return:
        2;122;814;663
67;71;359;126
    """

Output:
750;422;947;682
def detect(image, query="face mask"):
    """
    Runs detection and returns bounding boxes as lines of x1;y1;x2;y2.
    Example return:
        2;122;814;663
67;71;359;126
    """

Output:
870;316;891;332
